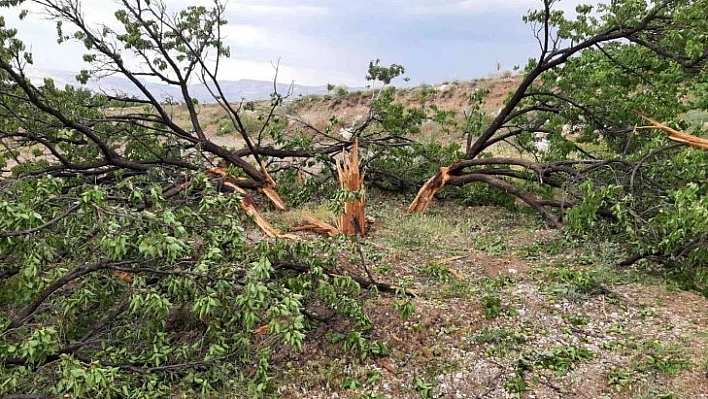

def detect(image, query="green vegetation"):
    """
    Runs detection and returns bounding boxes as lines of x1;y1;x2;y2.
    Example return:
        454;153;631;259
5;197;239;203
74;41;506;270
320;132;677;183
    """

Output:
1;0;708;397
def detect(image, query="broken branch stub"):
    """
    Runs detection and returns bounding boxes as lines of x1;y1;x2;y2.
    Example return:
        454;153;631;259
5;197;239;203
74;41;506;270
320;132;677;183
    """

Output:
407;166;451;213
206;167;296;239
289;216;339;237
257;161;287;211
636;111;708;151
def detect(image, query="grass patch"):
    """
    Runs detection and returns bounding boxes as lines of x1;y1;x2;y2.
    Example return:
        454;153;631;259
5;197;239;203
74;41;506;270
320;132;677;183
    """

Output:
472;234;508;256
471;327;528;358
633;341;692;375
379;211;468;251
514;236;571;258
605;339;692;393
539;265;624;300
426;278;474;299
529;344;595;374
479;272;519;292
420;262;454;282
270;202;335;228
506;344;595;394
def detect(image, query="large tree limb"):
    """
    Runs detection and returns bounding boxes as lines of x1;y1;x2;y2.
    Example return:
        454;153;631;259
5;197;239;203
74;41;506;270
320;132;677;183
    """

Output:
449;173;563;228
407;166;451;213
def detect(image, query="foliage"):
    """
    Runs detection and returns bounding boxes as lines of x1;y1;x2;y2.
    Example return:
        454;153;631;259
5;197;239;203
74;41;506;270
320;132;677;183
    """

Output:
3;0;708;396
411;376;436;399
274;167;332;208
506;345;594;393
0;174;372;397
413;0;708;285
522;0;708;282
472;327;528;358
366;59;406;86
606;340;691;392
0;1;388;397
367;140;463;192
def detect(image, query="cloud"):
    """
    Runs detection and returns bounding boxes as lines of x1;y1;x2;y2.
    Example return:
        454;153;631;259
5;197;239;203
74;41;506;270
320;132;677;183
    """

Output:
411;0;591;16
412;0;539;15
226;3;329;20
2;0;603;87
216;58;364;87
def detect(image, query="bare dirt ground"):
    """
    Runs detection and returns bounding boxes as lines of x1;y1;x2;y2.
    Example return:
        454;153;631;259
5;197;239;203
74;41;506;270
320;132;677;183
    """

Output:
282;76;522;138
252;197;708;399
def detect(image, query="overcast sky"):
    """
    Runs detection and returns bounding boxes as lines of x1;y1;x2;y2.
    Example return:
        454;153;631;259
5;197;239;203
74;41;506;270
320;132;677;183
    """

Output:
3;0;590;87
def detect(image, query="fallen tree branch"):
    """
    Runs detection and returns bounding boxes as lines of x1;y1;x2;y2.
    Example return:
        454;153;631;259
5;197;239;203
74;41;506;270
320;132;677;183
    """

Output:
207;167;296;239
5;258;145;331
289;217;339;236
106;263;246;286
449;173;563;228
0;203;81;238
636;111;708;150
274;262;418;297
618;253;650;267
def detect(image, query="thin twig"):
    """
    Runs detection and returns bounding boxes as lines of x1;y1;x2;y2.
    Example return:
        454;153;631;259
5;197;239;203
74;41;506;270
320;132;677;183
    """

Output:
1;203;81;238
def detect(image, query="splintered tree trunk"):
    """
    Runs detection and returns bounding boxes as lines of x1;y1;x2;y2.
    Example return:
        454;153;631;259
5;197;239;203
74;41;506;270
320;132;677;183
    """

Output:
337;139;366;236
407;166;451;213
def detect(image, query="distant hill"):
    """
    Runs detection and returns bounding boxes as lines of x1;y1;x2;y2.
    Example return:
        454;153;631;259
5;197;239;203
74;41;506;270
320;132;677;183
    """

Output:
23;68;332;102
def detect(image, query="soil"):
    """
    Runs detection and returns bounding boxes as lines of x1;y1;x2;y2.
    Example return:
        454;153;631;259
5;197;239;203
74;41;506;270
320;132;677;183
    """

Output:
257;200;708;399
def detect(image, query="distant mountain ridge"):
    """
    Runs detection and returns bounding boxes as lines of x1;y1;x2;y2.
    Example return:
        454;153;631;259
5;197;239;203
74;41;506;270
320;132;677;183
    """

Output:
24;68;332;102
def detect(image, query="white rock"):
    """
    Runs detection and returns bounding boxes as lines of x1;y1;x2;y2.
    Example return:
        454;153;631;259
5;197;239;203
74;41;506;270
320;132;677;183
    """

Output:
339;128;353;141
